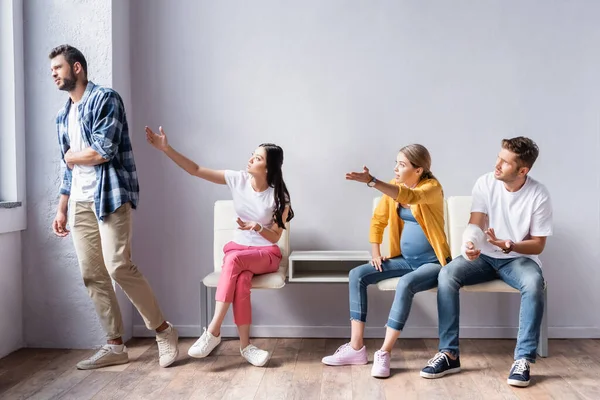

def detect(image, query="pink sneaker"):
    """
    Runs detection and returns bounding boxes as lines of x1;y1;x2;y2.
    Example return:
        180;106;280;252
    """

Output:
322;343;368;366
371;350;391;378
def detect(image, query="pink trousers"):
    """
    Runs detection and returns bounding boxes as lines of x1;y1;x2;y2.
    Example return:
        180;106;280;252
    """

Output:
215;241;282;325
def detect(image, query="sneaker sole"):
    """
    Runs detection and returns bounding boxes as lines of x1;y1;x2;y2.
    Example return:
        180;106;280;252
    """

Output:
160;349;180;368
322;359;368;366
420;367;461;379
371;370;390;379
188;349;214;359
248;357;270;367
76;358;129;370
507;378;530;387
188;341;221;358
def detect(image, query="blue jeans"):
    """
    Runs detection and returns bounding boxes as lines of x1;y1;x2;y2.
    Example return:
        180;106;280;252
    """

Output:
437;254;545;362
349;257;441;331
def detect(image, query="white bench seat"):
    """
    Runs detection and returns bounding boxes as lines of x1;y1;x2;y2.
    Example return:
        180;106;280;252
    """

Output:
374;195;548;357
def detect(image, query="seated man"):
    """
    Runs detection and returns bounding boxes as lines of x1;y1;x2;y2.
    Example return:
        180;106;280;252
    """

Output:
420;137;552;387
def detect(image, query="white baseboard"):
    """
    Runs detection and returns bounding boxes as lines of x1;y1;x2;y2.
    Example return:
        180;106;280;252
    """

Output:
133;324;600;339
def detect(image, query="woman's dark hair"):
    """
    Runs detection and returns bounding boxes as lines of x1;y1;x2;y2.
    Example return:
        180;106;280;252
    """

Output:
260;143;294;229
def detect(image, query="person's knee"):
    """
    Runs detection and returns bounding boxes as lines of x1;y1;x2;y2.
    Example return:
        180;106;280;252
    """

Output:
80;266;100;286
438;265;454;286
395;277;414;296
348;266;361;284
108;261;138;281
81;272;102;288
521;273;544;296
235;272;253;293
349;264;370;285
438;261;463;289
222;253;242;273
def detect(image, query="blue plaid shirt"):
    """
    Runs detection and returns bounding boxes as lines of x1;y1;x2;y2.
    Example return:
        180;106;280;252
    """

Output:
56;81;139;220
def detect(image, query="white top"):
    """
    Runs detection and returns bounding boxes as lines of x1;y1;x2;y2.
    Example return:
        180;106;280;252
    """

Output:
471;172;553;266
224;170;276;247
67;103;96;202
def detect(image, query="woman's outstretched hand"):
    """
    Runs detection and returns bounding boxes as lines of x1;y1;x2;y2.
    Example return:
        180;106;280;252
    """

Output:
345;165;372;183
145;126;169;152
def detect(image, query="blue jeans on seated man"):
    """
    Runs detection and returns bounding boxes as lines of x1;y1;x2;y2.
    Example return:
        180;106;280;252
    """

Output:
437;254;545;362
348;256;441;331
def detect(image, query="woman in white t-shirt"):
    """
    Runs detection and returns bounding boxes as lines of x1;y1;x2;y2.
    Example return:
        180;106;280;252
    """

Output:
146;126;294;367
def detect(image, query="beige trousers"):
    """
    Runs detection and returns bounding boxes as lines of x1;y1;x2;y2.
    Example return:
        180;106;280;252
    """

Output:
69;201;164;340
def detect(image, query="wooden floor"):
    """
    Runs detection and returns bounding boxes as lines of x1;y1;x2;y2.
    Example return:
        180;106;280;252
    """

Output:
0;338;599;399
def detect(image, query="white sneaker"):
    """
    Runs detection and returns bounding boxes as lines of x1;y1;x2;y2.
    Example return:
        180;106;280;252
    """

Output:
240;344;270;367
188;327;221;358
76;344;129;370
156;322;179;367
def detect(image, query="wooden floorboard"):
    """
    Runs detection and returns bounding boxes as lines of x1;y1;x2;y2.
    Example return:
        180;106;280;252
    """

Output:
0;338;598;399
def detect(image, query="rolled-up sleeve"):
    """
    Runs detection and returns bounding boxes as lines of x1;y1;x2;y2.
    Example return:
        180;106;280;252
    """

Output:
90;92;124;161
60;164;72;195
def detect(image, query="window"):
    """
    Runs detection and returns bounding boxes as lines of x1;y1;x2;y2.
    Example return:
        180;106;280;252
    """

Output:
0;0;26;233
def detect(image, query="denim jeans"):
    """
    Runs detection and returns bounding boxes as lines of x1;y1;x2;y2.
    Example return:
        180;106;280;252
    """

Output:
437;254;545;362
348;256;441;331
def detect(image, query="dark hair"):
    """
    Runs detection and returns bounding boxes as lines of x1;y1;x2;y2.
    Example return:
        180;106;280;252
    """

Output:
49;44;88;76
501;137;539;169
260;143;294;229
399;144;436;181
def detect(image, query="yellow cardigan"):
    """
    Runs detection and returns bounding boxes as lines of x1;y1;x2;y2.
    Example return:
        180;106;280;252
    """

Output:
369;178;451;266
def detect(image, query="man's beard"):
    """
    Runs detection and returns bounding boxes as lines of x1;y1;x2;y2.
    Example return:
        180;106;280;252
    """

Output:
497;171;519;183
59;71;77;92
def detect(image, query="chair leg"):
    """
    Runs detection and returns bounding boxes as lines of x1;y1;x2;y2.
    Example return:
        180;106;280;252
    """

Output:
205;286;215;329
537;287;549;358
199;283;207;330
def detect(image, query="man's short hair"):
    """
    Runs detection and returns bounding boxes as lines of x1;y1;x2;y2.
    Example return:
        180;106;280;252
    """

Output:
502;137;539;169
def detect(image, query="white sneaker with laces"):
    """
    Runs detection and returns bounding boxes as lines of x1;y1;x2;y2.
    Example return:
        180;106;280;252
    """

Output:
240;344;270;367
76;344;129;370
188;327;221;358
156;322;179;367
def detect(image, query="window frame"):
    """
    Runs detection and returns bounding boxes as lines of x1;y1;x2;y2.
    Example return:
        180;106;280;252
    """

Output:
0;0;26;234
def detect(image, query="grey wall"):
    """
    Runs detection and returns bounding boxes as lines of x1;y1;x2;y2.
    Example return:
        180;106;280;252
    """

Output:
19;0;600;348
0;0;25;358
0;232;24;358
129;1;600;339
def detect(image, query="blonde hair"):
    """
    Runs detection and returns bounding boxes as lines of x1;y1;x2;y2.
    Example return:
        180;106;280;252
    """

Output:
399;144;435;181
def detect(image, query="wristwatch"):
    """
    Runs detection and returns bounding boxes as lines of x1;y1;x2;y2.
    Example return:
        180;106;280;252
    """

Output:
367;176;377;188
502;241;515;254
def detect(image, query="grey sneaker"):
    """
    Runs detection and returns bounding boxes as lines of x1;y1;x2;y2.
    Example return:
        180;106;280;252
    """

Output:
156;322;179;367
76;345;129;370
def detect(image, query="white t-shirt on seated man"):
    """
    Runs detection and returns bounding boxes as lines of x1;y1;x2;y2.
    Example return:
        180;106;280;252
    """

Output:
466;171;553;266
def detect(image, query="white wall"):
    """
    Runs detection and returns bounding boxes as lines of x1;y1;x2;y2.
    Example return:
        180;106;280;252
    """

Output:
22;0;134;348
0;0;25;358
129;1;600;339
0;233;24;358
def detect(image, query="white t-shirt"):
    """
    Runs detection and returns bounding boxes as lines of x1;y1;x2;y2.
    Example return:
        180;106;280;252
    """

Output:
471;172;553;266
67;103;97;202
224;170;276;247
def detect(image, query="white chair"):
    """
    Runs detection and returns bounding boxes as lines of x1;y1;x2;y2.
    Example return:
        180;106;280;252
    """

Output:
373;196;549;357
200;200;290;330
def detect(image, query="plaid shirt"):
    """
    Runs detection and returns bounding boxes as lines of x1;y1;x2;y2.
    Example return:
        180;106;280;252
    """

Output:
56;81;139;220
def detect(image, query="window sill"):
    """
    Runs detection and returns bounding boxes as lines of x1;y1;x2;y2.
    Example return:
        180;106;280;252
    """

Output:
0;202;22;209
0;202;26;234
